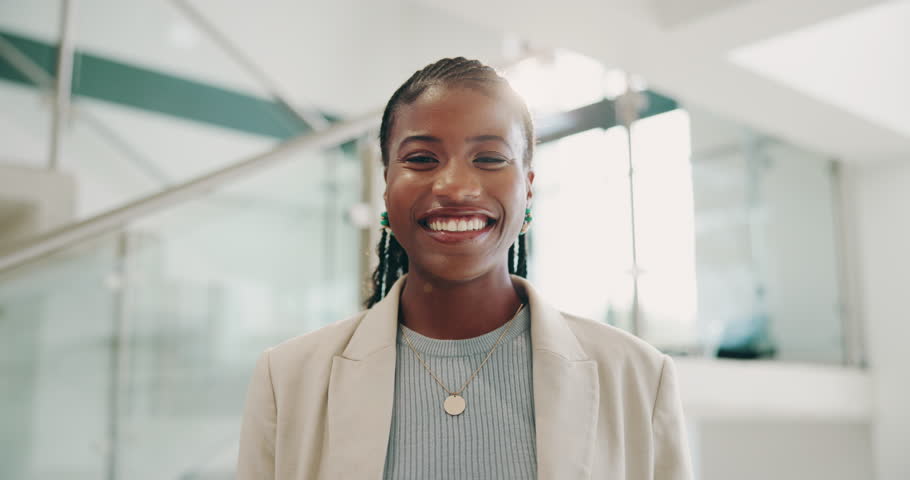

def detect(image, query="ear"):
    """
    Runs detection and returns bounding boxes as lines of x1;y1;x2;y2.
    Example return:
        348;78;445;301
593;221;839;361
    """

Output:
526;170;535;203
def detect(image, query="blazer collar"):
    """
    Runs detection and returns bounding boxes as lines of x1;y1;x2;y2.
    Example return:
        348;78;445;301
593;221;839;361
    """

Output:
509;275;590;361
339;276;405;361
323;274;599;480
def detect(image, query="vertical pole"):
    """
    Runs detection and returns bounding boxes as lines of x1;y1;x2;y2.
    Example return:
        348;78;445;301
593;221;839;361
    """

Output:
49;0;77;170
829;160;865;367
107;231;132;480
324;154;336;290
616;86;644;336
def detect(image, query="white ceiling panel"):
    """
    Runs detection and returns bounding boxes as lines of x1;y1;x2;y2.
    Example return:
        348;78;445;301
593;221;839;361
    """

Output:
730;0;910;138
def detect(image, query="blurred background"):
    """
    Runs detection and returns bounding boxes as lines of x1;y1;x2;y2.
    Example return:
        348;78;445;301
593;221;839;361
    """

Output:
0;0;907;478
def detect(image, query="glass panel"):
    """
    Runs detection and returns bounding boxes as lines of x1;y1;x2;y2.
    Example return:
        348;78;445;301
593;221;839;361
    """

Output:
529;127;636;332
686;107;845;363
531;105;845;365
113;147;362;478
0;235;120;479
0;140;363;479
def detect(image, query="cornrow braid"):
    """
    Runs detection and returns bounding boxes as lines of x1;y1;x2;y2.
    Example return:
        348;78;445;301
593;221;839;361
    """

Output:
365;229;390;308
365;57;534;308
384;234;408;297
516;234;528;278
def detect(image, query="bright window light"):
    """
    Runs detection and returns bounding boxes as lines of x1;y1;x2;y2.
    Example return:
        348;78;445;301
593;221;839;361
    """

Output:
502;50;608;115
631;109;698;347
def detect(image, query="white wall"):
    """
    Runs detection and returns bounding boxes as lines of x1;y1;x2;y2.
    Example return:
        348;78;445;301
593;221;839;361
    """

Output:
675;358;874;479
695;419;872;480
847;160;910;480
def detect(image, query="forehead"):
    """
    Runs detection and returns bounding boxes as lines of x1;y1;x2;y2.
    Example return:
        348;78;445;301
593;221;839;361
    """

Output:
392;85;524;150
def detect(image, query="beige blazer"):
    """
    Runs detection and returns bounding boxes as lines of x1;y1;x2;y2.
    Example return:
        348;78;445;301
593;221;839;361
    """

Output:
237;275;693;479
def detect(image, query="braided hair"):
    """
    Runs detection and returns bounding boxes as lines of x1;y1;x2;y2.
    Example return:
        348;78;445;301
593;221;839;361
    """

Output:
365;57;534;308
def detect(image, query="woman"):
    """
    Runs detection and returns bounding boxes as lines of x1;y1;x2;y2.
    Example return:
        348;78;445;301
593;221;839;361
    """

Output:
237;57;693;479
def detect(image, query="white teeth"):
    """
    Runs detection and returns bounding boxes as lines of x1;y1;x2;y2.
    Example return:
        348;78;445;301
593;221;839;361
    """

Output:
427;217;488;232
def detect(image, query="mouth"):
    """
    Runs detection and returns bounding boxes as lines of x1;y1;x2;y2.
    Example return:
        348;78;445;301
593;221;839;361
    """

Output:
417;214;497;243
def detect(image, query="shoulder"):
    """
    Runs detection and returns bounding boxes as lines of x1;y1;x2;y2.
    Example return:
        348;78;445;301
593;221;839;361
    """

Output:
264;311;368;371
560;312;667;375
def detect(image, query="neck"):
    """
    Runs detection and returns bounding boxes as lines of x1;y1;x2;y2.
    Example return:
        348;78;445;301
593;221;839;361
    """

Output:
398;266;524;340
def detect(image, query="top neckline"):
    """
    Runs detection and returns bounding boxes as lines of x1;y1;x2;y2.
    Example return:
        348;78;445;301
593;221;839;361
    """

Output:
396;305;531;357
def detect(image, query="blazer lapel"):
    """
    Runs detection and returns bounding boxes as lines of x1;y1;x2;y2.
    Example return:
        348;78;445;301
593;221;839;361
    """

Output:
321;275;599;479
320;277;405;479
513;276;600;480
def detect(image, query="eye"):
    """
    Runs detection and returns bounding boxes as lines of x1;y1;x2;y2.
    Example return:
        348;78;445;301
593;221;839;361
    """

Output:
402;155;438;169
474;156;509;169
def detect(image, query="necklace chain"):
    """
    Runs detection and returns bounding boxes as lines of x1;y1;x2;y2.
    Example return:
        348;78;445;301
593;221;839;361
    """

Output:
400;303;525;396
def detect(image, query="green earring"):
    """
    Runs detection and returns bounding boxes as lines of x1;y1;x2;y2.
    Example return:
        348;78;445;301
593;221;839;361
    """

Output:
380;211;393;234
520;207;532;235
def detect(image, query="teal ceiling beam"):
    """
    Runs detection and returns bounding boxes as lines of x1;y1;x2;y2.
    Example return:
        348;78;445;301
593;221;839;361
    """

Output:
0;30;316;140
536;90;679;144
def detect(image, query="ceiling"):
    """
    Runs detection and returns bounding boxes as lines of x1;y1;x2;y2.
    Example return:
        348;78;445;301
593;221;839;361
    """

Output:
408;0;910;164
2;0;907;169
730;0;910;139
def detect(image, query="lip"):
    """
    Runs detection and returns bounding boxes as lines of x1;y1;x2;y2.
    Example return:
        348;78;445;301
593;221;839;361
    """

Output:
416;207;497;244
420;221;495;244
417;207;497;223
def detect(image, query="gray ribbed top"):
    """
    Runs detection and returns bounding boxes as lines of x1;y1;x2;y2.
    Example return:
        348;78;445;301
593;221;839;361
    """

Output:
382;306;537;479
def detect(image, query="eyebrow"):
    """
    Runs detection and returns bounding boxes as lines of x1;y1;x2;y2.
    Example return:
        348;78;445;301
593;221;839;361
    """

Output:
398;134;510;149
398;135;441;149
466;134;508;145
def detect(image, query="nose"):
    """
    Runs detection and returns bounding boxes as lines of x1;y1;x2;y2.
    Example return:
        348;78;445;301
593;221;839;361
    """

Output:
432;159;481;201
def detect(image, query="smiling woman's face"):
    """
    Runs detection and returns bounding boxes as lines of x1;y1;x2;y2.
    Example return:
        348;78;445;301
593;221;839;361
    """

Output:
384;84;534;283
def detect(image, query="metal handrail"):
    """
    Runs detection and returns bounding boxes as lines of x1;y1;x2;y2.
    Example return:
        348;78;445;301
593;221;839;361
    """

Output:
0;110;381;274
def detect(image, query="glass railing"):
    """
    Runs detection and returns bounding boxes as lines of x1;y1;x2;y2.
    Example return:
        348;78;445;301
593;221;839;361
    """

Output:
529;106;848;364
0;140;365;478
684;107;846;364
0;233;122;479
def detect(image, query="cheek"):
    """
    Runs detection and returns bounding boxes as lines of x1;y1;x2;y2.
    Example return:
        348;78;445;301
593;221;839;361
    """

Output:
499;178;529;231
384;176;419;225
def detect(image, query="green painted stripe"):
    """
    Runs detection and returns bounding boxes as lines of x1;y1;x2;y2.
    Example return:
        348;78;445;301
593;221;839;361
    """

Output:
641;90;679;119
0;30;314;139
536;91;679;143
536;98;615;143
0;31;58;86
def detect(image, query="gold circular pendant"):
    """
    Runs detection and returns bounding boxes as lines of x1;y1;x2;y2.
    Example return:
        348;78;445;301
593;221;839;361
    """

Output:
444;395;466;416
